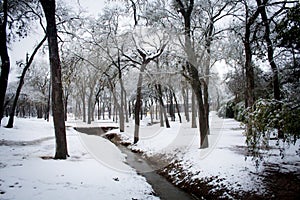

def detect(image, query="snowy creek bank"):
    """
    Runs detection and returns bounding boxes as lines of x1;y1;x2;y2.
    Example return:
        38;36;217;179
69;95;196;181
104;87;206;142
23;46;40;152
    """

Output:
74;127;197;200
102;113;300;200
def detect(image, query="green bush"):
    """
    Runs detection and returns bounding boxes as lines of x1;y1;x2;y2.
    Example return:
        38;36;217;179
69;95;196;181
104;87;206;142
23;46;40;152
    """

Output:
244;99;300;148
217;100;245;121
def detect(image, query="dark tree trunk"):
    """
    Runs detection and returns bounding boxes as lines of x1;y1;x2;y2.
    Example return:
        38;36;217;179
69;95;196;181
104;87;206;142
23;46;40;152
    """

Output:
128;100;131;119
64;93;68;121
45;79;51;121
191;76;208;149
203;20;213;134
257;0;282;138
87;92;93;124
256;0;280;100
182;85;190;122
169;90;175;121
97;99;100;120
37;104;43;118
102;100;105;120
173;92;182;123
0;0;10;125
40;0;68;159
191;91;197;128
155;84;170;128
6;36;47;128
159;104;164;127
82;91;86;122
243;4;260;108
244;28;255;108
203;81;209;134
176;0;209;148
133;43;167;143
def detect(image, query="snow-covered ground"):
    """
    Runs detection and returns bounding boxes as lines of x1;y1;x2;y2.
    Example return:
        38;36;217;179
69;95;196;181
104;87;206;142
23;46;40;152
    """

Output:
0;117;158;200
107;111;300;198
1;113;299;199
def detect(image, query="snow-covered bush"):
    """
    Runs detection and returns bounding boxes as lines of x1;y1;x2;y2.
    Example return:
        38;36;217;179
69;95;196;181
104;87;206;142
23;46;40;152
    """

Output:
234;101;245;122
217;100;235;118
244;99;300;153
218;100;245;121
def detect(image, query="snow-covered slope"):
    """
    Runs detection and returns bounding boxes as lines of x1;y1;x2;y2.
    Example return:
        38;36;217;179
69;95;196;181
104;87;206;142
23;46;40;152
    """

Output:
0;117;158;200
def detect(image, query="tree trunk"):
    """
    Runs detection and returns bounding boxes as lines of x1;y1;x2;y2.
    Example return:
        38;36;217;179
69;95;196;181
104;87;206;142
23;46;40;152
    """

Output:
87;92;93;124
124;90;129;123
159;104;164;127
119;81;125;132
191;91;197;128
120;75;129;124
191;78;209;149
64;94;68;121
173;92;182;123
0;0;10;125
97;99;100;120
203;81;210;134
46;79;51;121
82;92;86;122
155;100;159;120
176;0;209;148
244;33;255;108
182;86;190;122
134;63;146;143
156;84;170;128
102;100;105;120
203;21;213;134
40;0;68;159
257;0;280;100
128;100;131;119
169;90;175;121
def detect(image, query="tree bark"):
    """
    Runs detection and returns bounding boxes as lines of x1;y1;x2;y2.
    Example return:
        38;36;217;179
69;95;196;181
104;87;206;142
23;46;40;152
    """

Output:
119;76;125;132
182;85;190;122
40;0;68;159
203;21;213;134
169;90;175;121
173;91;182;123
87;91;93;124
134;63;146;143
0;0;10;125
176;0;208;148
191;91;197;128
256;0;280;100
243;3;260;108
81;89;86;122
155;84;170;128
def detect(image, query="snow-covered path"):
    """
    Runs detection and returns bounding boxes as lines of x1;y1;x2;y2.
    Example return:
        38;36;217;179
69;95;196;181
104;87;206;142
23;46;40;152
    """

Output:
0;118;159;200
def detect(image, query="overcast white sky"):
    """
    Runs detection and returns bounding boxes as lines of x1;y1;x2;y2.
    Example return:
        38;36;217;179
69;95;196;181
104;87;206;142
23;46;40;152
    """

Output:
8;0;106;82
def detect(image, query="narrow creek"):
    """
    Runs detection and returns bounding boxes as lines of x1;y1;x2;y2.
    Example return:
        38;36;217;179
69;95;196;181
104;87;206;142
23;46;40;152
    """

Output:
74;127;197;200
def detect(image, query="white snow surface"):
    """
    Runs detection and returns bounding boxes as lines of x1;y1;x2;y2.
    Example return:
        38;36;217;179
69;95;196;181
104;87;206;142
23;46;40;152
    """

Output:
107;111;300;196
0;117;158;200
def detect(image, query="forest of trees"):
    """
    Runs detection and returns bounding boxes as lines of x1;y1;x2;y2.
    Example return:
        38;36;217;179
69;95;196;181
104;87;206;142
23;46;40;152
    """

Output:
1;0;299;159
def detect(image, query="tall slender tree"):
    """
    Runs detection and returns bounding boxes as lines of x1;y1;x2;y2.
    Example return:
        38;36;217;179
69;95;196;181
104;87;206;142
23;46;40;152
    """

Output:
175;0;209;148
0;0;10;125
40;0;68;159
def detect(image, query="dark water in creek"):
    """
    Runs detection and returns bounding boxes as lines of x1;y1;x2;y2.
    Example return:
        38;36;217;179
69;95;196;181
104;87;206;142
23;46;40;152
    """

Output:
74;127;196;200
